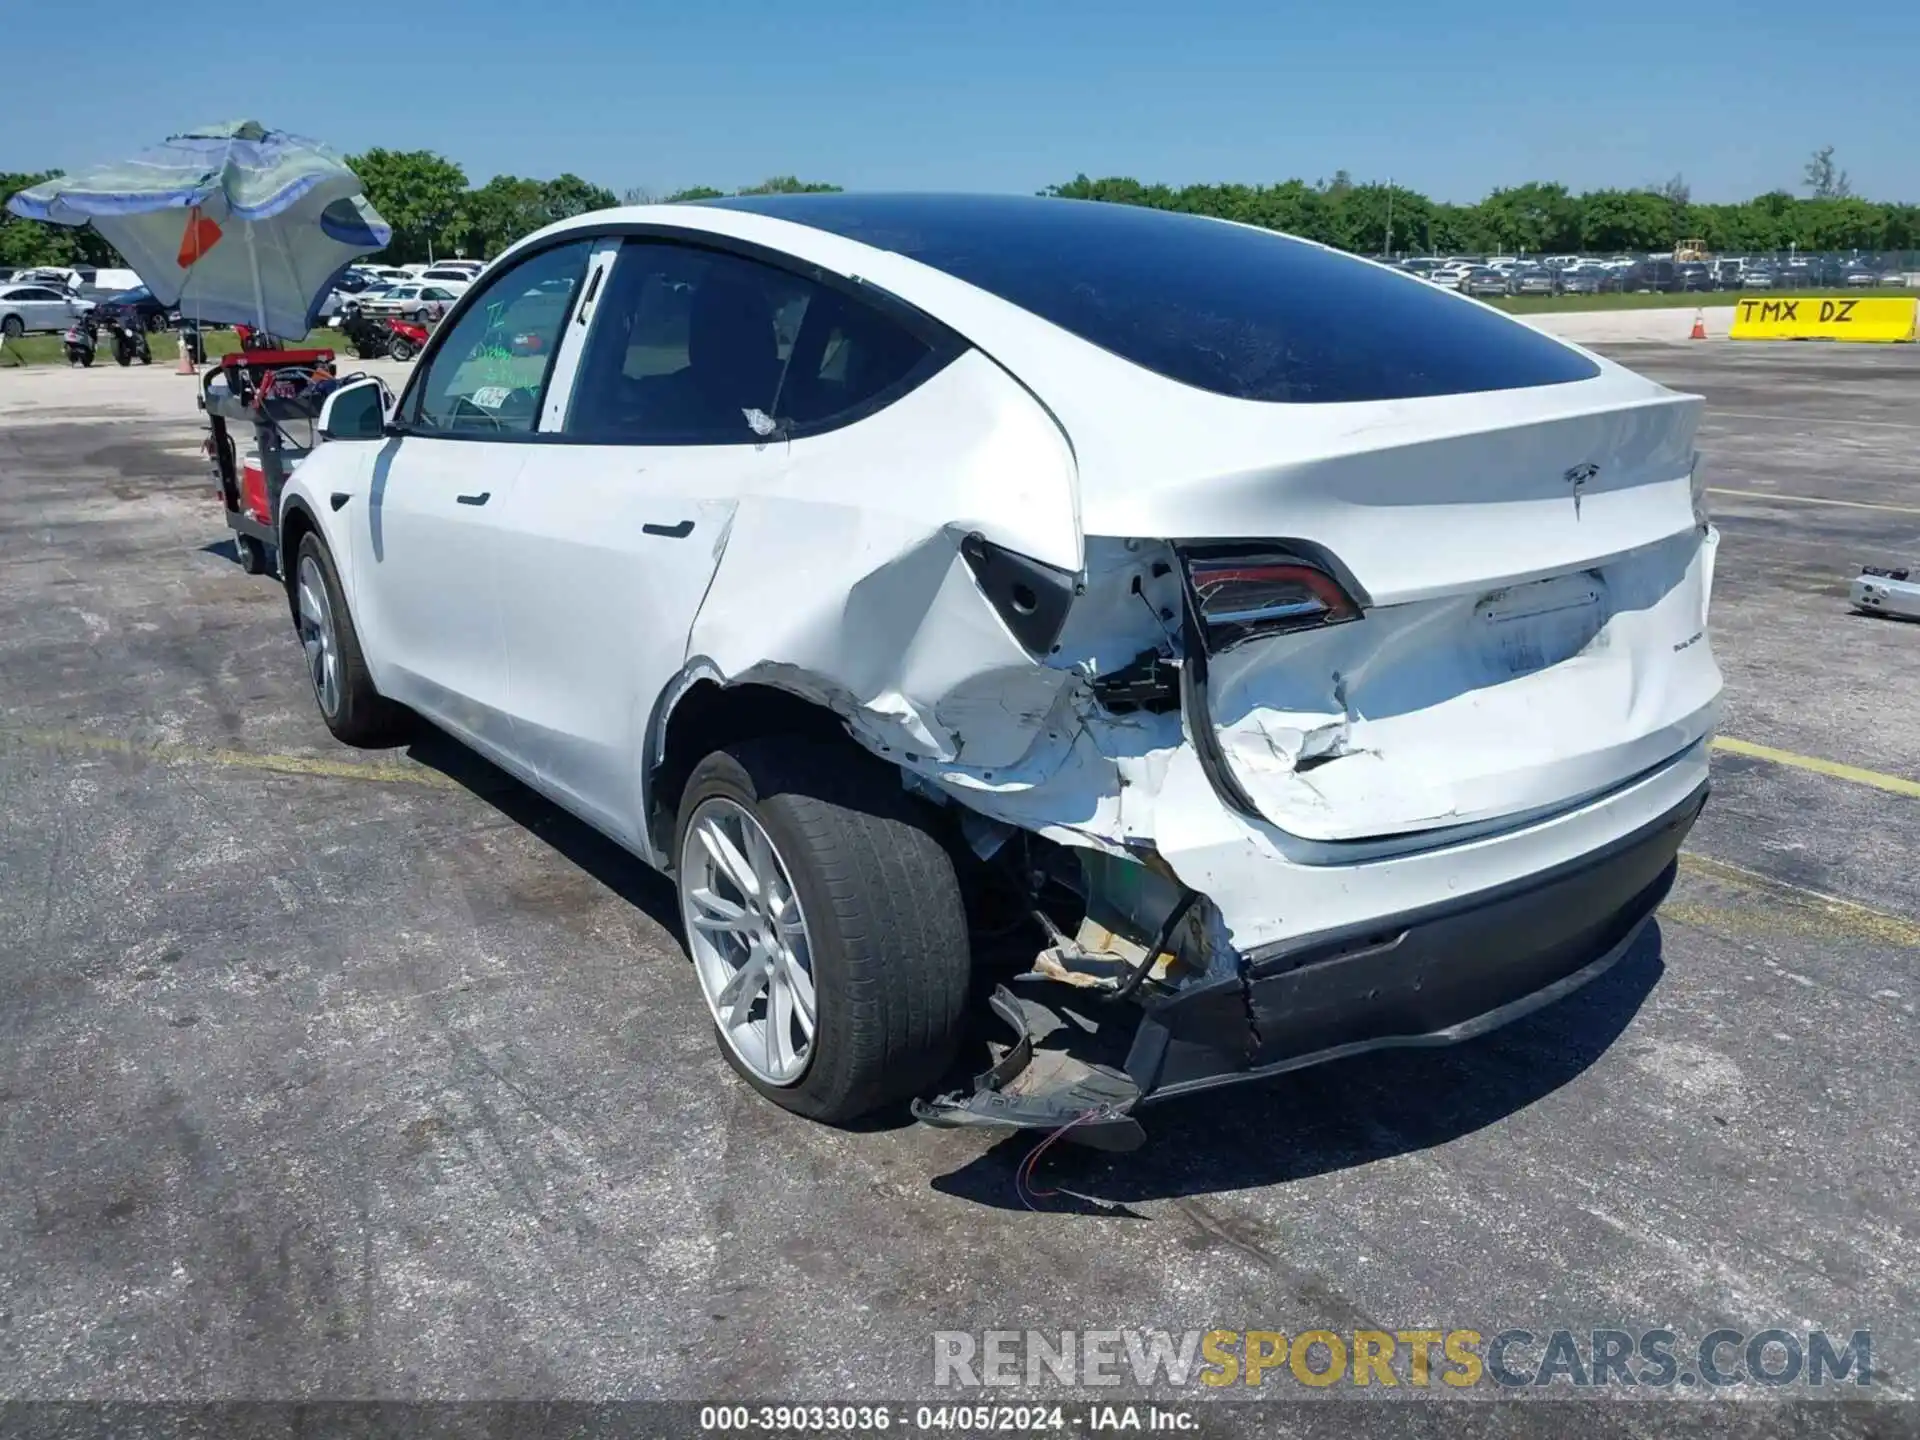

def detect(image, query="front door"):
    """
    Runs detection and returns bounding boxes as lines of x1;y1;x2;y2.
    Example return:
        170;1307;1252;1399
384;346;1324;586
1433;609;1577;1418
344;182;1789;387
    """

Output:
350;237;596;760
495;239;804;847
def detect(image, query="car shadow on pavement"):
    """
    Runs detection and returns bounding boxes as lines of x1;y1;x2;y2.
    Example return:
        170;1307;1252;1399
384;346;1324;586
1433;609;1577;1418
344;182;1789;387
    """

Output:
403;725;686;941
382;722;1668;1198
930;924;1666;1211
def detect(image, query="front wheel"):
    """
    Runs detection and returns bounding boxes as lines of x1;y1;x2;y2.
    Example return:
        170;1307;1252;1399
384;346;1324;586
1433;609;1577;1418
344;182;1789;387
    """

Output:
293;532;410;747
388;336;414;362
1;316;22;339
673;739;970;1124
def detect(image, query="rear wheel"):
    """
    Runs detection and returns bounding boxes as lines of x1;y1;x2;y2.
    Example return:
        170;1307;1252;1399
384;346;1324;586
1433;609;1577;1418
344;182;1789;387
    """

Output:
388;336;414;362
673;739;969;1124
233;534;268;575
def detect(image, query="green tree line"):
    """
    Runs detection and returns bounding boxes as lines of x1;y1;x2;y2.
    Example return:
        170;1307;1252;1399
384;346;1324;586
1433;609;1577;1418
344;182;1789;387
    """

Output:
1044;168;1920;256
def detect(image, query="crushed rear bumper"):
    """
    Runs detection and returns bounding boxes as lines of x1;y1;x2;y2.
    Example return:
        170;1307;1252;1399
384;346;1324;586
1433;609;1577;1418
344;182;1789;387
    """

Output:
915;782;1705;1145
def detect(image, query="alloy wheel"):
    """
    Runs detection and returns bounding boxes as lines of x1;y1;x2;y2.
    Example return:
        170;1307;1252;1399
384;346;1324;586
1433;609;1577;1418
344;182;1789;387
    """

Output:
679;796;818;1086
296;554;341;718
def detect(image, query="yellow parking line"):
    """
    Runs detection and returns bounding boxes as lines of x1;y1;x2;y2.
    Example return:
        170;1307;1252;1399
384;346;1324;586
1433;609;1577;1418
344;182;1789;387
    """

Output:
1706;486;1920;516
1712;735;1920;798
3;728;458;789
1675;852;1920;948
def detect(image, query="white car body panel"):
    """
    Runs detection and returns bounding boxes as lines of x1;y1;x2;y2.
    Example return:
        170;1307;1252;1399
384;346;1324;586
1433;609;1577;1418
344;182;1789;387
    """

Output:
284;200;1721;960
350;438;526;756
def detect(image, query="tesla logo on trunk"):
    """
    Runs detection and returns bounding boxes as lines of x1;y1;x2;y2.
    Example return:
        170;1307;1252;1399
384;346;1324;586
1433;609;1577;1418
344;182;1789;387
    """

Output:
1564;462;1600;518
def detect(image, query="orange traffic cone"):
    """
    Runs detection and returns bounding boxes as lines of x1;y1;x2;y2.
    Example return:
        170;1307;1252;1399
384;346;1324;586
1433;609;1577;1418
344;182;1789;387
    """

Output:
1689;309;1708;341
175;331;195;375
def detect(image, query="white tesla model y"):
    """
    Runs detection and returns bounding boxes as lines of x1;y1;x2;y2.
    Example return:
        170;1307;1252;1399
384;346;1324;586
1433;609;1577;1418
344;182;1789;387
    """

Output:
285;195;1720;1145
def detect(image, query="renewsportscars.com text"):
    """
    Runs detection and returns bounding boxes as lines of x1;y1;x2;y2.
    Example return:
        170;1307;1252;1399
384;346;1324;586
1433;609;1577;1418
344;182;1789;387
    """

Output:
933;1327;1873;1390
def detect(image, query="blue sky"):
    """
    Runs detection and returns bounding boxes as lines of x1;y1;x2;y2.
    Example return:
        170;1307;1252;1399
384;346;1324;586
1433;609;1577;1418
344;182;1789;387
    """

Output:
9;0;1916;203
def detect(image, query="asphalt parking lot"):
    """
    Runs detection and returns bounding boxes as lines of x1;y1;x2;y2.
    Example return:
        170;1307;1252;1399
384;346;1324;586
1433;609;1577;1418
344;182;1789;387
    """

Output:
1;347;1915;1427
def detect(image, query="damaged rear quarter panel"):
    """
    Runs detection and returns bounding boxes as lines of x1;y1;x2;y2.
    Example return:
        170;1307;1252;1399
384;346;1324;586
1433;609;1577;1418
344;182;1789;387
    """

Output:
682;348;1087;773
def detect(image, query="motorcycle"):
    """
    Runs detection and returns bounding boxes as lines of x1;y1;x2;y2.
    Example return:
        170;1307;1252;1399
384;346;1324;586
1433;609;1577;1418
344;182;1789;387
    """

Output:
111;316;153;367
63;316;98;367
337;310;391;360
385;318;430;363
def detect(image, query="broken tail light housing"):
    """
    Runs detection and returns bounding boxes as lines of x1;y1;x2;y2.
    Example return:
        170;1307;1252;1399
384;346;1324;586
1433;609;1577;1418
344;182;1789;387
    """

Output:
1181;548;1363;652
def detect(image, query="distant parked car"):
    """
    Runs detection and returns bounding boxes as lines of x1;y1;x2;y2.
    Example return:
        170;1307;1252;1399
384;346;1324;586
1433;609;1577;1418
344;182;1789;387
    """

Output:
91;287;174;332
357;283;462;323
416;266;479;289
1560;270;1603;295
1460;267;1512;298
1740;267;1777;290
0;282;90;337
1511;266;1560;296
1624;259;1678;293
326;285;396;324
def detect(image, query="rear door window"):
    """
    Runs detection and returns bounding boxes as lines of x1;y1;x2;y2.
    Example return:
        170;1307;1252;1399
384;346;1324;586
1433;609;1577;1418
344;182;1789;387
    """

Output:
562;240;949;445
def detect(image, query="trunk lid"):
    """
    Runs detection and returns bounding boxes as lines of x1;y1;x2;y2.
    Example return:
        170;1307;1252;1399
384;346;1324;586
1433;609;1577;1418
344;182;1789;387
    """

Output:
1166;392;1721;842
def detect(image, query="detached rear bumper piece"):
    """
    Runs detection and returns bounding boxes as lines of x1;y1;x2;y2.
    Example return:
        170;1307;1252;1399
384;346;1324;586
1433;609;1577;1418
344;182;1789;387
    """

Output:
915;783;1704;1145
1127;782;1706;1101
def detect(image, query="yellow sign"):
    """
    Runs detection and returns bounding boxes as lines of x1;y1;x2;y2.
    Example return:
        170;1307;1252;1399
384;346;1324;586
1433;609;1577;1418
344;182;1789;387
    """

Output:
1730;295;1917;342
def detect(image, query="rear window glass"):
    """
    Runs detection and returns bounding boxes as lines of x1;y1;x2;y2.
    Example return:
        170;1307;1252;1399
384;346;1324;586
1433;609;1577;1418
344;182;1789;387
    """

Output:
710;194;1600;403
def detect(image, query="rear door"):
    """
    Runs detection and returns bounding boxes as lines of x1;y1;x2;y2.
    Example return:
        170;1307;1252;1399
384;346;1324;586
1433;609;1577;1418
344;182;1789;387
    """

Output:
496;235;954;850
348;238;594;758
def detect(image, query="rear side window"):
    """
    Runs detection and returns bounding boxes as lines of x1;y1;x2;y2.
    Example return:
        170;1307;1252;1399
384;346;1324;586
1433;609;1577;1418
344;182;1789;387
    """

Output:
711;194;1600;403
563;240;946;445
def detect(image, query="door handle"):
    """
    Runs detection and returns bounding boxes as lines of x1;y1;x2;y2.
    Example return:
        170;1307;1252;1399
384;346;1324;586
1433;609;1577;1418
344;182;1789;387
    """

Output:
643;519;695;538
456;491;490;506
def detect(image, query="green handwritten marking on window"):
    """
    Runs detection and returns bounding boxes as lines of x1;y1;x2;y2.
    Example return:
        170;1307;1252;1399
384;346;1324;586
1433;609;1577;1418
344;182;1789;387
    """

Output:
463;299;521;393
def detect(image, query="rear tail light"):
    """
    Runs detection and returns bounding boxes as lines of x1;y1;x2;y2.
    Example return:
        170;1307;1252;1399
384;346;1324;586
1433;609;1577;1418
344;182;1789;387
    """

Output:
1182;550;1362;651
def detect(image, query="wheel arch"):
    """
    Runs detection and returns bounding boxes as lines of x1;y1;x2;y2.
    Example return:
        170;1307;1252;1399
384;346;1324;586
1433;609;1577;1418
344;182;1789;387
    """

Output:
644;667;887;869
278;496;324;623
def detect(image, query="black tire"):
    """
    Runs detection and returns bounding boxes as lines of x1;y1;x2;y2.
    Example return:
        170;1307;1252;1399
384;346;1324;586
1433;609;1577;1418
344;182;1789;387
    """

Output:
1;315;22;339
293;531;410;747
234;534;268;575
388;336;414;362
115;344;132;367
146;312;167;332
673;739;969;1124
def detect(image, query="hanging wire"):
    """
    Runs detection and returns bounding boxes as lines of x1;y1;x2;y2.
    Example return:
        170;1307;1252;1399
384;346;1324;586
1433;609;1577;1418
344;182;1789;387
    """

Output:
1015;1105;1129;1212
